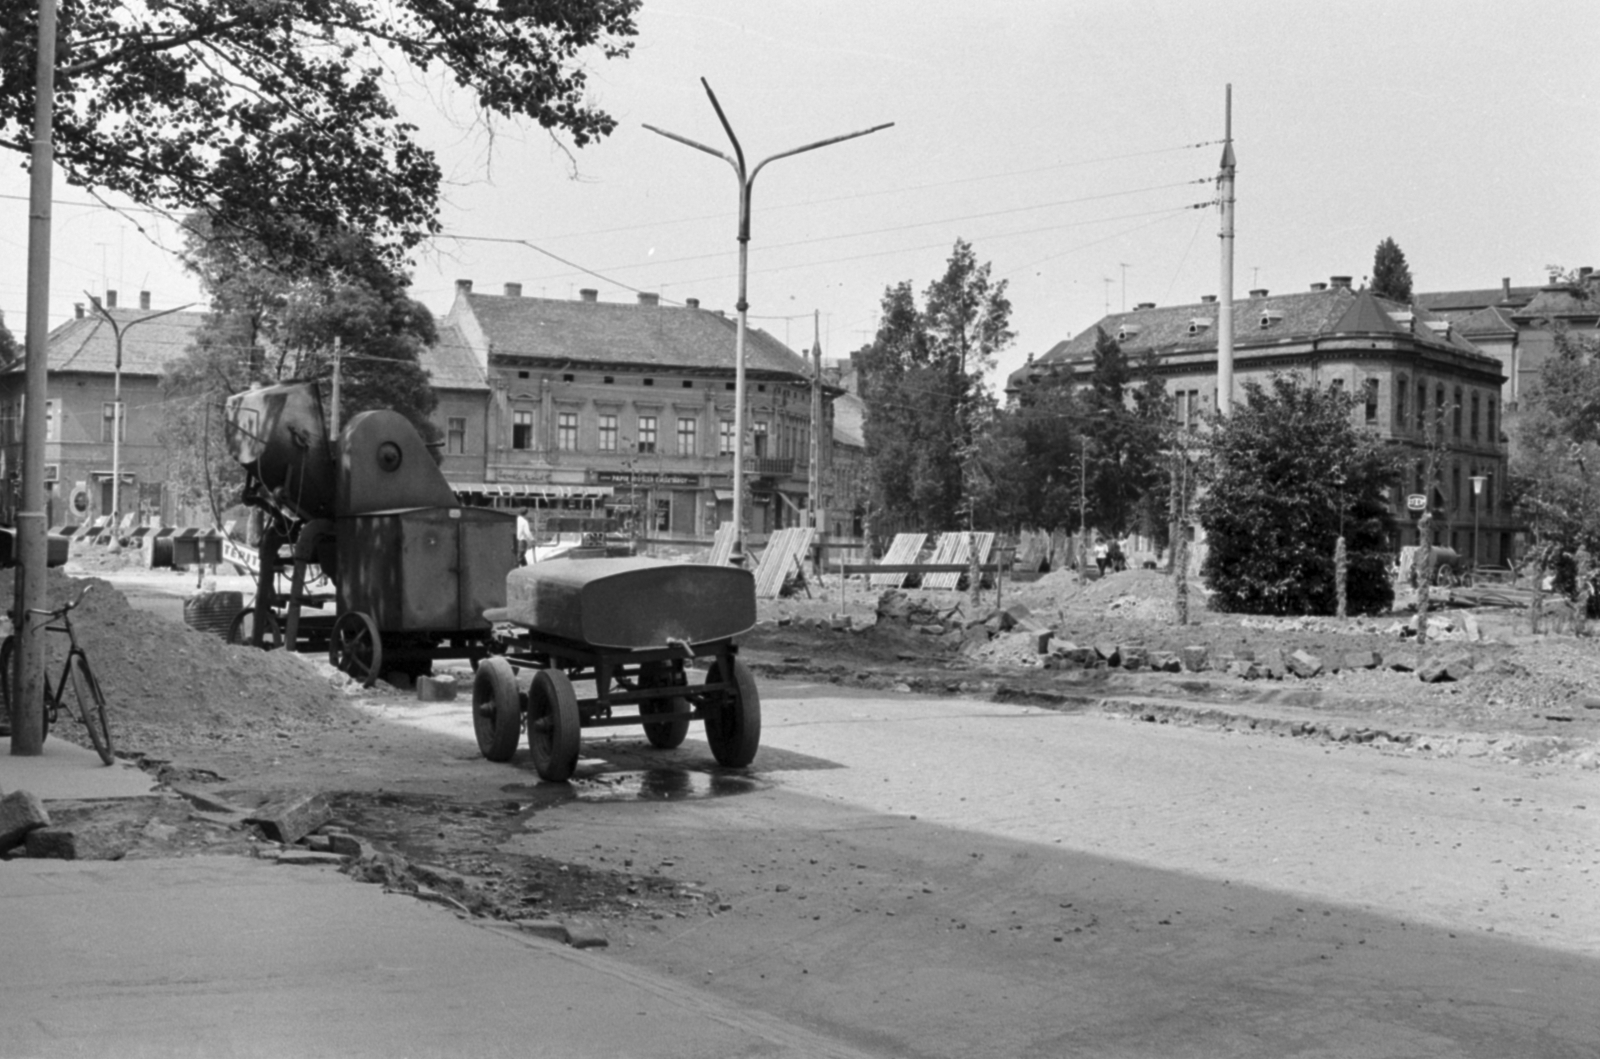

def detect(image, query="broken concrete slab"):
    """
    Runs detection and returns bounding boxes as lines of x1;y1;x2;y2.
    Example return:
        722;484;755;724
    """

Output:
416;675;458;702
516;919;571;943
0;790;50;854
1181;646;1210;672
1419;653;1476;683
245;792;333;845
1287;650;1323;679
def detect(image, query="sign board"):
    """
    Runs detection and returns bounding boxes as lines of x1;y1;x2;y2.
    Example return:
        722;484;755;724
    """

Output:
1405;494;1428;511
593;470;700;487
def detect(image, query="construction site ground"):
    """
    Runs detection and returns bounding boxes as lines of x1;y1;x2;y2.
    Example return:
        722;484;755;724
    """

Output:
4;548;1597;1055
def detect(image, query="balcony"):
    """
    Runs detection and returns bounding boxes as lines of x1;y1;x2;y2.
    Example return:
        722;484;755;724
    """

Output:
751;456;795;477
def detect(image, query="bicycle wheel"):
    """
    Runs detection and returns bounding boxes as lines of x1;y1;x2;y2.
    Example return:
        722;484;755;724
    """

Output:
67;653;114;765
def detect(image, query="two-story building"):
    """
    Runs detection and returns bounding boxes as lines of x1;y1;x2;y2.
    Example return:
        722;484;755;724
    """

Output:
1011;276;1515;566
0;291;204;529
428;281;839;540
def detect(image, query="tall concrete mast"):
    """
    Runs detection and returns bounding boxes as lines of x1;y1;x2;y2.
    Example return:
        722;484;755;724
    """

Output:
1216;84;1236;415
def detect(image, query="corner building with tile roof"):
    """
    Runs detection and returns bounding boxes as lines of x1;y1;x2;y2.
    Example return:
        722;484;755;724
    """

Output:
434;281;837;539
1009;276;1516;567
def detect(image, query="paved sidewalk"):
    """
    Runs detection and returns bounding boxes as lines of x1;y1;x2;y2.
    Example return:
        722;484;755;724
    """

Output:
0;855;871;1059
1;736;159;800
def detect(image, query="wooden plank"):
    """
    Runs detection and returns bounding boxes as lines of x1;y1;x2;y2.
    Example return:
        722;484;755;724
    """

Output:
753;527;800;598
707;521;737;567
921;532;995;590
844;564;1002;575
868;532;926;589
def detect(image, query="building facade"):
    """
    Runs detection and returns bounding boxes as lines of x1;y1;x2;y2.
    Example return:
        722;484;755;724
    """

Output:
0;291;203;530
431;282;839;540
1012;276;1515;566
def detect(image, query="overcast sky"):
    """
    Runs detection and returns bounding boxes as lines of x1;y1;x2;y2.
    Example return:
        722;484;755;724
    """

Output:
3;0;1596;388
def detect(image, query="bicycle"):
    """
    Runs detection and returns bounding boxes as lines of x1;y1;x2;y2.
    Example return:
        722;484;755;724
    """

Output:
0;585;114;765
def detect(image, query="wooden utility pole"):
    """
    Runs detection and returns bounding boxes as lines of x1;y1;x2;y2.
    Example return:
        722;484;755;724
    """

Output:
1216;84;1236;416
13;0;58;755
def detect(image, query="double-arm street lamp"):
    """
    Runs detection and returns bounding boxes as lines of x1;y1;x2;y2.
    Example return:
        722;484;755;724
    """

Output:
645;79;891;566
84;294;191;535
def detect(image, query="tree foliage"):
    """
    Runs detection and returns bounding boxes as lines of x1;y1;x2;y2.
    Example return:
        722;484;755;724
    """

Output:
0;0;640;270
1371;237;1414;303
1196;374;1399;615
1511;324;1600;593
859;240;1011;533
0;309;17;364
160;215;443;521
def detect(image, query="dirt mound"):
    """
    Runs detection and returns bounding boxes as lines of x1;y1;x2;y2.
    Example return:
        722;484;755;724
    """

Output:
2;569;347;755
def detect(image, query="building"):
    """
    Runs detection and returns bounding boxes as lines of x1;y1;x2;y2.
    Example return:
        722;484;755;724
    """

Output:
431;282;839;539
0;291;204;529
1416;267;1598;412
1011;276;1514;565
822;356;867;539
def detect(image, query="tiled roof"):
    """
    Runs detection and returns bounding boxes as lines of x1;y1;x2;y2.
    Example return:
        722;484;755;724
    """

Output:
1415;286;1537;313
7;307;209;377
1015;286;1492;389
422;321;489;390
455;292;814;380
1450;305;1520;337
1512;280;1600;323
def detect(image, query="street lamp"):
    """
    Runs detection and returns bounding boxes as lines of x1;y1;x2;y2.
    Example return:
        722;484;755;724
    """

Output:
1469;474;1487;578
84;294;191;536
645;80;891;566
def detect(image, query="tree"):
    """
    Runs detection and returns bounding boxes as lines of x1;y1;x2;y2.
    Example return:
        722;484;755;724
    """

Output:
0;309;16;364
1080;330;1169;539
160;215;443;522
0;0;640;271
1196;374;1399;615
1511;324;1600;598
1371;237;1414;302
858;240;1012;534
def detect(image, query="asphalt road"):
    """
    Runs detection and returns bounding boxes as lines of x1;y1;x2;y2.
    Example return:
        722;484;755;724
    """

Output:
355;678;1599;1058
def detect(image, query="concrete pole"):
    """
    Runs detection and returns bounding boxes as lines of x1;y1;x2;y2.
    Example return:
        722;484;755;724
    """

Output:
13;0;57;755
1216;84;1236;416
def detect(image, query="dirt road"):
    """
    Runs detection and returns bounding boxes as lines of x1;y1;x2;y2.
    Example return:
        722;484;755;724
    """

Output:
29;561;1599;1057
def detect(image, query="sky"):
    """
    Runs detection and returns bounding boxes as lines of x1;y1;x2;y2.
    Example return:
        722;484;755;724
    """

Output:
2;0;1597;391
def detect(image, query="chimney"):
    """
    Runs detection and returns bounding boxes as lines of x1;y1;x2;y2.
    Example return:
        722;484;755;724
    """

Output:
89;294;102;309
1501;277;1512;300
105;289;118;308
578;288;598;302
1199;294;1217;304
1249;288;1269;298
455;279;473;294
1135;301;1156;310
503;282;522;297
636;292;660;306
139;290;151;310
74;303;84;319
1310;282;1328;292
1330;275;1352;289
685;298;700;309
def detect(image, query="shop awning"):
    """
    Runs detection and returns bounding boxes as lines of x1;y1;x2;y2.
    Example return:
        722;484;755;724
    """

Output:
451;482;614;499
713;489;735;502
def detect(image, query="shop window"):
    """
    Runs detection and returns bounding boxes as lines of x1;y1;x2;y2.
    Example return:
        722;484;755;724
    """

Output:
655;497;670;532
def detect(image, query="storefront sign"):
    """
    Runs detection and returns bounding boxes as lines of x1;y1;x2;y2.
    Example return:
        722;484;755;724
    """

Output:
594;470;700;487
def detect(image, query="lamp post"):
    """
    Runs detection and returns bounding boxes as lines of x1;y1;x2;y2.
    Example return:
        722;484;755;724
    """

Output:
1078;438;1090;586
84;295;191;535
1469;474;1487;579
645;80;891;566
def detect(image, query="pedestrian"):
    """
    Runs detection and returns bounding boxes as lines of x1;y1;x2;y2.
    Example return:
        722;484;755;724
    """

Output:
516;508;535;565
1108;539;1126;572
1094;537;1108;575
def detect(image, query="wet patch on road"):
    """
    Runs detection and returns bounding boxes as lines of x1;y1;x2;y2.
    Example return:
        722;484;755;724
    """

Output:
501;767;765;808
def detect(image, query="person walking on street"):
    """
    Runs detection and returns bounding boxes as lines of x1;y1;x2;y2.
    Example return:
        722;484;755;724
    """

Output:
516;508;535;565
1094;537;1109;575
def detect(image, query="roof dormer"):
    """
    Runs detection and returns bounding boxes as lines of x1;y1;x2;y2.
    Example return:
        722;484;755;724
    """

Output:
1258;309;1285;329
1187;318;1213;336
1116;323;1143;342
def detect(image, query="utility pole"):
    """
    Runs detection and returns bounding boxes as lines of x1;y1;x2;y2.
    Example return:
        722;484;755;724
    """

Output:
809;311;822;534
1216;84;1236;416
13;0;58;756
329;337;343;438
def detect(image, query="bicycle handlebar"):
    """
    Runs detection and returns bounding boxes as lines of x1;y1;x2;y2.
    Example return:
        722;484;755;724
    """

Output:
23;584;93;620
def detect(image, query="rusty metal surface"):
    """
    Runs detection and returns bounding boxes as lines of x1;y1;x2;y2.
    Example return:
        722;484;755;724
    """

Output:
223;383;337;520
337;410;460;515
504;558;756;649
339;507;516;631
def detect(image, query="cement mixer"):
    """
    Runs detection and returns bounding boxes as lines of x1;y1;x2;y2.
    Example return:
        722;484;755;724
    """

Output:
223;381;516;684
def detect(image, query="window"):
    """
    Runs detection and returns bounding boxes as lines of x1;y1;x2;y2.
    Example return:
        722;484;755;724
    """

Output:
1487;399;1496;443
1436;385;1446;428
752;421;769;458
1452;466;1461;512
1364;379;1379;423
101;401;126;443
557;411;577;451
1416;381;1426;428
677;416;697;456
1396;378;1408;428
682;380;694;389
598;414;618;452
45;399;59;442
1453;387;1463;437
637;415;657;454
511;410;533;450
1470;393;1480;440
719;419;735;456
447;417;466;455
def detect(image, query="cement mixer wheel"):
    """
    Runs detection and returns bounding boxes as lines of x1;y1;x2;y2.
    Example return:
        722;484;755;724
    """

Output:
472;656;522;762
226;608;282;650
330;611;383;687
528;669;580;782
703;659;761;768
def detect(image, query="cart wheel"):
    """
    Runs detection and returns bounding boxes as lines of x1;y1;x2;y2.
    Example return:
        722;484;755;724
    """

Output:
472;656;522;762
639;662;690;750
330;612;383;687
528;669;580;782
226;608;282;650
703;658;760;768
